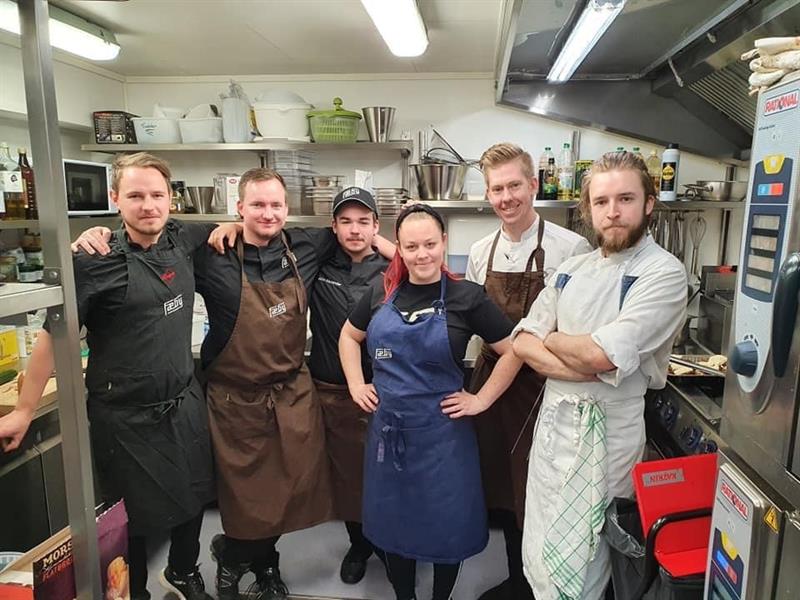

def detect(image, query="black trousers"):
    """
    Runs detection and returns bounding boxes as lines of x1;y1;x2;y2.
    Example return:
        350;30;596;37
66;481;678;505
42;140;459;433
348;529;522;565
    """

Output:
383;551;461;600
128;510;204;594
223;534;282;570
345;520;374;556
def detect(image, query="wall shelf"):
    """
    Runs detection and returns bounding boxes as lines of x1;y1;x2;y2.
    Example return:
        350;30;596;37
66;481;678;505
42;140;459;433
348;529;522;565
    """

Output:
0;283;63;318
80;141;413;156
0;109;92;133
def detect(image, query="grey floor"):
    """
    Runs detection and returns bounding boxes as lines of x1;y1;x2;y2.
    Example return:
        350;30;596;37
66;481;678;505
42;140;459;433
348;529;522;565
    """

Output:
146;508;508;600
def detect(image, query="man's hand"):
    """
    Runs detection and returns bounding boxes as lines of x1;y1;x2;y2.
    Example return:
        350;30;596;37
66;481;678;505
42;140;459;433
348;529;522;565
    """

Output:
441;390;490;418
208;222;243;254
72;226;112;255
350;383;379;413
0;408;34;452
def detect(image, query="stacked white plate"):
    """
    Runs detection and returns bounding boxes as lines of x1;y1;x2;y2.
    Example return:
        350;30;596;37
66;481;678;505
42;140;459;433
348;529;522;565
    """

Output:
266;150;314;212
374;187;408;217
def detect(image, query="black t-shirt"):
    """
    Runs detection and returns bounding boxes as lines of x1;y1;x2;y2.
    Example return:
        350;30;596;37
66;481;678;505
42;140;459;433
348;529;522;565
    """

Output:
348;277;512;366
308;248;388;385
194;227;337;368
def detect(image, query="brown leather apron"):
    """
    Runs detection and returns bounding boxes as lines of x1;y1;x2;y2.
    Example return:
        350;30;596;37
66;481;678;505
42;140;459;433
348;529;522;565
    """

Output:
206;235;333;539
469;218;547;528
314;379;369;523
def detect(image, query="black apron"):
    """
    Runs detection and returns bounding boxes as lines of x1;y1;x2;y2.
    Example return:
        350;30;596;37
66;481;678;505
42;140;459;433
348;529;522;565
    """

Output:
85;228;214;536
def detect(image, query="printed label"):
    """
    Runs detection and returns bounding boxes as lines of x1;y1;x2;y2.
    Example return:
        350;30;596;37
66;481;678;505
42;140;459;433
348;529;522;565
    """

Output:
721;480;750;521
642;467;684;487
268;302;287;318
375;348;393;360
163;294;183;316
764;90;799;116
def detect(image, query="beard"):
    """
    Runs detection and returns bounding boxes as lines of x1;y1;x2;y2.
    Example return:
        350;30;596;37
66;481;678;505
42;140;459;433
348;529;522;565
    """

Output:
595;212;649;254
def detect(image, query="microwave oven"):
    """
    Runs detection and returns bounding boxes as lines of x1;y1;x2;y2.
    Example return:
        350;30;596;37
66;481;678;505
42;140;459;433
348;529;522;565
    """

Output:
63;159;117;215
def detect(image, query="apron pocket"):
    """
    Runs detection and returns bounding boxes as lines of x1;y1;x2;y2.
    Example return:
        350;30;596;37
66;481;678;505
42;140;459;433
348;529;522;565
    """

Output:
209;383;275;440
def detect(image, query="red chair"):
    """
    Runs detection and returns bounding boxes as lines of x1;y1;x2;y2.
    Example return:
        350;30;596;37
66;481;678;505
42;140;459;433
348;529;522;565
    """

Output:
628;452;718;599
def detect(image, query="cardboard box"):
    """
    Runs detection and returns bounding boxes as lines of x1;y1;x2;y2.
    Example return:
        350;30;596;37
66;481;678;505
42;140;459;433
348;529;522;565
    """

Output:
0;326;19;368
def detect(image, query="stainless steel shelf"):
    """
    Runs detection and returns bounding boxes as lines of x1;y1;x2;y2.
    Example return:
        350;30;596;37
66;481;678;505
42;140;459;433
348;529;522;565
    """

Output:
0;283;63;318
81;141;413;155
0;219;38;229
418;199;745;212
660;200;745;209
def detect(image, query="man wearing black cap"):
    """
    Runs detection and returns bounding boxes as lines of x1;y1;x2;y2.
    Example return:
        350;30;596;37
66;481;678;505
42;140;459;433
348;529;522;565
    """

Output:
309;186;389;584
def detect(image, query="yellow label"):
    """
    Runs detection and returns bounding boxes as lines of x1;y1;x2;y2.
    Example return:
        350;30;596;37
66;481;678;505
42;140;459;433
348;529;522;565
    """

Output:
764;506;780;533
662;165;675;181
720;531;739;559
763;155;786;175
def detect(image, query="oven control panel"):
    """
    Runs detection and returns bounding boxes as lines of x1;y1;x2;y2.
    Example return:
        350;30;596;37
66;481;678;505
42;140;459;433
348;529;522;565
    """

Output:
646;382;722;458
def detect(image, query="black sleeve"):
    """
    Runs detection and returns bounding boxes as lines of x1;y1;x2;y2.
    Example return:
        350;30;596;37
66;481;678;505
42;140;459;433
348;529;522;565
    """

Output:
463;285;513;344
179;221;217;252
303;227;338;266
45;252;106;332
348;283;377;332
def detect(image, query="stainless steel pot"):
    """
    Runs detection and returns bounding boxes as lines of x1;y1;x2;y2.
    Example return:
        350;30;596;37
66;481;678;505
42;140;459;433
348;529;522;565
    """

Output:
683;180;748;202
412;163;468;200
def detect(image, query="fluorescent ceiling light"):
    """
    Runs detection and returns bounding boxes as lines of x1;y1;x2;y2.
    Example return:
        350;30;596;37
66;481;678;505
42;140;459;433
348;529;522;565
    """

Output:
361;0;428;58
0;0;120;61
547;0;625;83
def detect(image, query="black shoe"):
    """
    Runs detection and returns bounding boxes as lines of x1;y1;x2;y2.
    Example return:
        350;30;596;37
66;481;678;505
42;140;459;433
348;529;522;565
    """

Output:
210;533;249;600
340;545;371;584
478;578;513;600
248;566;289;600
130;591;151;600
159;565;211;600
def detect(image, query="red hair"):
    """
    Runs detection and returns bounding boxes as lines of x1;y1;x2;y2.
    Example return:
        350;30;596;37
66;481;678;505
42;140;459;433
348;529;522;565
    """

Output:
383;254;459;299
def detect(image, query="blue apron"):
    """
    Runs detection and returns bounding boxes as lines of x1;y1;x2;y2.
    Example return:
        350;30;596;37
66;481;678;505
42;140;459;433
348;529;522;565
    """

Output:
363;277;488;563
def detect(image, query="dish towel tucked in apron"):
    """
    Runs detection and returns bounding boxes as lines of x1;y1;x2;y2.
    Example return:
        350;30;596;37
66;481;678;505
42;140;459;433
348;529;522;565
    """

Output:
542;393;608;600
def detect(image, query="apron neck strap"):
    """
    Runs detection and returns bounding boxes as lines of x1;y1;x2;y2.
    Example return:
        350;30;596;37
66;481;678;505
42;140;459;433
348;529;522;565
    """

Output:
525;216;546;273
236;231;302;282
487;230;502;271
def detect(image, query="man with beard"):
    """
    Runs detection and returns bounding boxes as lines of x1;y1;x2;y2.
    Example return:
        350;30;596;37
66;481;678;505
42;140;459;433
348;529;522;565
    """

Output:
466;143;591;600
512;151;687;600
308;187;388;584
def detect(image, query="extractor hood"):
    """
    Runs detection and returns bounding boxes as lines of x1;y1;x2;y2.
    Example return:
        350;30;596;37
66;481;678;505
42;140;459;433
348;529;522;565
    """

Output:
496;0;800;160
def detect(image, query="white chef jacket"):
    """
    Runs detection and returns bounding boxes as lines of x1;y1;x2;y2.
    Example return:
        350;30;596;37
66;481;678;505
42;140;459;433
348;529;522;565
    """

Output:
513;233;688;600
465;216;593;286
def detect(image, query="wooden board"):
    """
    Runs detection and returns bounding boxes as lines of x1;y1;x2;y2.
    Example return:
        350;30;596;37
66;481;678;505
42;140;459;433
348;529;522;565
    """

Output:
0;376;58;416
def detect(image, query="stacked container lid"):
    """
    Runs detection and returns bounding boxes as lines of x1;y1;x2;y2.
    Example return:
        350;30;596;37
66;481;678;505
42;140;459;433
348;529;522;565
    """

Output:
374;188;407;217
266;150;313;213
303;175;343;216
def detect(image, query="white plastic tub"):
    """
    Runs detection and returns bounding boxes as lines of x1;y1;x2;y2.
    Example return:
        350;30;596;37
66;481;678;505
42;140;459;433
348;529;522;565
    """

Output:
253;90;311;139
131;117;181;144
178;117;223;143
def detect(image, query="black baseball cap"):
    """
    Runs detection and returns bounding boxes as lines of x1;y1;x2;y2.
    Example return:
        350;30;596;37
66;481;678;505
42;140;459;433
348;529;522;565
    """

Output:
333;186;379;217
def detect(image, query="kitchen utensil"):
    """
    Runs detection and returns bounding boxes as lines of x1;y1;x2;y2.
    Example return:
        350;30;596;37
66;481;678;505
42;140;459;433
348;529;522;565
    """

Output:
185;186;218;214
683;180;748;202
412;163;468;200
669;354;725;378
689;215;707;276
431;127;466;163
311;175;344;187
362;106;396;143
670;211;684;260
307;98;362;143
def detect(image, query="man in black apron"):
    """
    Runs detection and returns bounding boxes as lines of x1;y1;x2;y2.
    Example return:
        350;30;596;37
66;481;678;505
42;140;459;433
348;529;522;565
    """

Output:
308;187;388;585
465;143;592;600
0;152;220;600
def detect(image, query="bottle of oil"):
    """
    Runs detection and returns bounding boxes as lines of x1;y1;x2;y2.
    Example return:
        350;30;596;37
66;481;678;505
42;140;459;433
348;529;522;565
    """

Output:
632;146;644;161
543;157;558;200
557;142;574;201
0;144;24;219
645;150;661;191
538;146;554;190
18;148;37;219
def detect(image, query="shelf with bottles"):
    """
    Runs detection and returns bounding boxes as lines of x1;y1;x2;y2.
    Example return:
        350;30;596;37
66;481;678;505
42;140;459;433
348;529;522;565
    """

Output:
80;141;413;156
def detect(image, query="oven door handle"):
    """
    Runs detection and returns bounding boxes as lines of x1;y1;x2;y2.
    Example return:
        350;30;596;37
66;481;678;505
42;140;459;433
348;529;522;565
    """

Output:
772;252;800;378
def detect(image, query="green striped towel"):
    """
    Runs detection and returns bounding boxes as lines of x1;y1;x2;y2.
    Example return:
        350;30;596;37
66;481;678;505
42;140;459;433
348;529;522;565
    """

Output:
542;394;608;600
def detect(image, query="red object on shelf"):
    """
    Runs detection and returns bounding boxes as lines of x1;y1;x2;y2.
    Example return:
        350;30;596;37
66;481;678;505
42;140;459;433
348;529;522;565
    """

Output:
632;452;718;578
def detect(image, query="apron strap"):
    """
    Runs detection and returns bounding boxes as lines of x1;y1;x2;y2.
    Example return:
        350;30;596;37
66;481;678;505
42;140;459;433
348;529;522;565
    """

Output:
486;230;502;272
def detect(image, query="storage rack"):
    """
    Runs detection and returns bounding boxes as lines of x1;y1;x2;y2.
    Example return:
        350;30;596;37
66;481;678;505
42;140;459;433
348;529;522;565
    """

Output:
16;1;101;597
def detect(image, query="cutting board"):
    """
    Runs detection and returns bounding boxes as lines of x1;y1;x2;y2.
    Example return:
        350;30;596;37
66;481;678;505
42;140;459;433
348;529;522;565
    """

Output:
0;376;58;416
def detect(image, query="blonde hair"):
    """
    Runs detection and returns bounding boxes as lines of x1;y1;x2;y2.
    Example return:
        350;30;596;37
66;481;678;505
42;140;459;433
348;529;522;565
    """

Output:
479;142;535;182
578;151;657;225
111;152;171;193
238;167;286;201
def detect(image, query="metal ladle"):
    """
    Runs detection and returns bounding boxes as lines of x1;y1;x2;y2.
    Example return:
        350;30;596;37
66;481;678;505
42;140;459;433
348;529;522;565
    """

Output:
689;214;707;277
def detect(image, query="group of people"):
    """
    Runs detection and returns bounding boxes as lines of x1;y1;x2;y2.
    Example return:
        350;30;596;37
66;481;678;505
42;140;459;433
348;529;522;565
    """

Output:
0;141;687;600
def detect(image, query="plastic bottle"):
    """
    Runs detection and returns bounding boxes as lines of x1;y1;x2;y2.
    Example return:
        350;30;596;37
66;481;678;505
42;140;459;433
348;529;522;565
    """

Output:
616;146;625;152
557;142;574;201
538;146;555;189
645;150;661;191
543;158;558;200
659;143;680;201
18;148;37;219
0;144;23;219
632;146;644;161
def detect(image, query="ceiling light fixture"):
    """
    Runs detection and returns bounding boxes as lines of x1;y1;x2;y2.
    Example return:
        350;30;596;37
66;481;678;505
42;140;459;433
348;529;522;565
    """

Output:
360;0;428;58
0;0;120;61
547;0;625;83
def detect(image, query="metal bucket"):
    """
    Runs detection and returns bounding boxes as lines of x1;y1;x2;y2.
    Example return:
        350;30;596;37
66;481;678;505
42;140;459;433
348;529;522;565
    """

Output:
683;180;748;202
412;163;468;200
186;186;218;214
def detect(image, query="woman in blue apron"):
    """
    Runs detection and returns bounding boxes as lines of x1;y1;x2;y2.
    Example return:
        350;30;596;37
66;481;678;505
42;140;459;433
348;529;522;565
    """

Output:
339;203;523;600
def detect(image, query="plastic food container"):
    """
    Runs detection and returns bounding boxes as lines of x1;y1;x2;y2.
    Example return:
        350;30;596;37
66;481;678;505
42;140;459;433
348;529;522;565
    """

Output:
307;97;362;143
131;117;181;144
178;117;223;144
253;90;312;139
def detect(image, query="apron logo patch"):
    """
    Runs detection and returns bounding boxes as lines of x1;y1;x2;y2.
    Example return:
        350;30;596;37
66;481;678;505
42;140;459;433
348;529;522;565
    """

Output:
642;468;684;487
375;348;393;360
268;302;287;318
281;256;289;269
160;269;176;284
163;294;183;316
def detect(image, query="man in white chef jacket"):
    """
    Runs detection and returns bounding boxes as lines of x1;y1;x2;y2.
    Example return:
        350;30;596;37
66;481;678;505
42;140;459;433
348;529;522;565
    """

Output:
512;151;688;600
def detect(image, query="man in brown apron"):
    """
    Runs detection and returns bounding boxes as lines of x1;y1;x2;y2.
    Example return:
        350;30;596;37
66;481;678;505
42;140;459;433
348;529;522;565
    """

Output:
195;168;339;600
308;188;388;585
466;143;592;600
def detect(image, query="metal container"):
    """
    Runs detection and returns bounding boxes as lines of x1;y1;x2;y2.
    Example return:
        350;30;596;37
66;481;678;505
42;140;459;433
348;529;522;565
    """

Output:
362;106;396;143
412;163;468;200
185;186;218;214
683;180;748;201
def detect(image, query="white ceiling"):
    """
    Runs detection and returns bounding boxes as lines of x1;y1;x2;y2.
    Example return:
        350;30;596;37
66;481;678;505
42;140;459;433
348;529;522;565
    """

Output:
52;0;503;76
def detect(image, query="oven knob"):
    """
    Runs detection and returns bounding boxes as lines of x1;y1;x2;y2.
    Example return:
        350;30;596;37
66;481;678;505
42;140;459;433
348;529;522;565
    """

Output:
661;401;677;430
699;439;718;454
653;393;665;411
681;426;702;449
730;339;758;377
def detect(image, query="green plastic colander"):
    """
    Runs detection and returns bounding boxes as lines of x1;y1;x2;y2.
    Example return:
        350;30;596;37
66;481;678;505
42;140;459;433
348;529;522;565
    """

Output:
307;97;362;143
